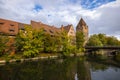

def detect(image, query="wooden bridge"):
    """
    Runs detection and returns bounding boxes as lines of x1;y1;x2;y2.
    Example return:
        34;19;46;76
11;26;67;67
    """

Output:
85;46;120;50
84;46;120;56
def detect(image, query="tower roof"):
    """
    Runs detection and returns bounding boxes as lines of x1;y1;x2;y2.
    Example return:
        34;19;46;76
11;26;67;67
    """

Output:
79;18;86;25
76;18;88;29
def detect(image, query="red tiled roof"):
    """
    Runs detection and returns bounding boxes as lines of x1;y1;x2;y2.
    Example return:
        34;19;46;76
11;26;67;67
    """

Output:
0;18;75;37
31;20;61;35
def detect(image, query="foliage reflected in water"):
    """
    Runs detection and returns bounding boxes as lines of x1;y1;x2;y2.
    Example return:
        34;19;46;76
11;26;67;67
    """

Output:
0;57;120;80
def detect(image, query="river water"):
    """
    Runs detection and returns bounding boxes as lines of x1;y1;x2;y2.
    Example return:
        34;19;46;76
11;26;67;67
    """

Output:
0;57;120;80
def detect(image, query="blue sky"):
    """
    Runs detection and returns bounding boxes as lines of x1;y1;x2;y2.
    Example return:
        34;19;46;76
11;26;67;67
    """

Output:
81;0;116;9
0;0;120;39
34;4;43;12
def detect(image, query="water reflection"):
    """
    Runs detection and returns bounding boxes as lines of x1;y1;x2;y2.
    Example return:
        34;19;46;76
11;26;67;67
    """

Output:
90;62;120;80
0;57;120;80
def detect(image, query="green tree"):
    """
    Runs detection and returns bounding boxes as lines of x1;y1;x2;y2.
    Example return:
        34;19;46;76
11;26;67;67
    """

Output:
0;34;8;55
86;34;103;46
15;25;44;58
76;32;85;52
86;33;120;47
98;33;107;46
43;33;62;53
106;36;120;46
61;31;76;56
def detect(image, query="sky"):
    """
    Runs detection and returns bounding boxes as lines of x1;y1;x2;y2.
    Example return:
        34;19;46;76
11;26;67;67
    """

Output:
0;0;120;39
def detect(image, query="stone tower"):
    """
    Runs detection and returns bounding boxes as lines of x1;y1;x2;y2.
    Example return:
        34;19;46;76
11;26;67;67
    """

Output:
76;18;89;44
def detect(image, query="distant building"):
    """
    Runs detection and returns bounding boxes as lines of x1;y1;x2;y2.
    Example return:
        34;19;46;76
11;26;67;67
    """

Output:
76;18;89;45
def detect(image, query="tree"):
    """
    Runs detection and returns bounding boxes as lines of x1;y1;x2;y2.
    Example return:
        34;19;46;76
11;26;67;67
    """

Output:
106;36;120;46
98;33;107;46
0;34;8;55
76;32;85;50
61;31;76;56
43;32;62;53
15;25;44;58
86;33;120;47
86;34;103;46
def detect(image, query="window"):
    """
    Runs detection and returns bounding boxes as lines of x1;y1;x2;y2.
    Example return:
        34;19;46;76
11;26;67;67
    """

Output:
51;35;54;37
9;29;15;32
9;27;15;32
20;28;25;30
10;24;14;26
49;30;53;33
44;29;47;32
0;22;4;25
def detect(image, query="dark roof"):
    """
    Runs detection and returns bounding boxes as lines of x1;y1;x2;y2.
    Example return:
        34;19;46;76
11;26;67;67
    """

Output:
79;18;87;26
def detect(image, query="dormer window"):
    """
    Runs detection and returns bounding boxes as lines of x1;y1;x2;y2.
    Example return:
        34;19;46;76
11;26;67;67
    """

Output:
0;22;4;25
10;24;14;26
9;29;15;32
9;27;15;32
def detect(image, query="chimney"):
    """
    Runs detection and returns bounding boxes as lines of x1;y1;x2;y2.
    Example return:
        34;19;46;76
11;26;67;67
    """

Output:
61;25;64;31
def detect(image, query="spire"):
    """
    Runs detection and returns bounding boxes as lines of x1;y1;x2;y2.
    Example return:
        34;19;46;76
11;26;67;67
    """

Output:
76;17;88;32
79;18;86;25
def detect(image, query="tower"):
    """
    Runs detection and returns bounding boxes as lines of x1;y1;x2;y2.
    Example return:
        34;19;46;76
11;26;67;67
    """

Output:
76;18;89;45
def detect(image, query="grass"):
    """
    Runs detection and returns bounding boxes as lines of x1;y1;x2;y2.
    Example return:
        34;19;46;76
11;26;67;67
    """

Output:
0;53;22;61
0;53;59;61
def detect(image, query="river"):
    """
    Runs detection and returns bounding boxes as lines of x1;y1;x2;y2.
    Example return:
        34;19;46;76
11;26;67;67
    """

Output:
0;57;120;80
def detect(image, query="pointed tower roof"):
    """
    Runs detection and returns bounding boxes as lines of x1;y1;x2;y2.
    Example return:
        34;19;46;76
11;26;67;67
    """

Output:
79;18;86;26
76;18;88;31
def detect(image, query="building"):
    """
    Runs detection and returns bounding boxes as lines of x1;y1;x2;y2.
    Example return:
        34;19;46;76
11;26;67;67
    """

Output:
60;24;76;45
0;18;88;43
0;18;76;37
76;18;89;45
61;24;75;37
0;18;19;36
31;20;61;36
0;18;29;36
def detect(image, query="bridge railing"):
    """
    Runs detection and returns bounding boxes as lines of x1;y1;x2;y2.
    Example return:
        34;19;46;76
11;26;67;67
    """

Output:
84;46;120;49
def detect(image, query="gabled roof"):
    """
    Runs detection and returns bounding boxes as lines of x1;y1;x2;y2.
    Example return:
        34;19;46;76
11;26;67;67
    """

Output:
62;24;73;33
77;18;87;27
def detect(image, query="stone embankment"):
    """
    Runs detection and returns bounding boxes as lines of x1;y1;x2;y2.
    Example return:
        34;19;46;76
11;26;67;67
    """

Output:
0;55;58;65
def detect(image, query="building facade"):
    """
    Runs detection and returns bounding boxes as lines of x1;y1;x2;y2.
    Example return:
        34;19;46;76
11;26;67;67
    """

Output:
0;18;88;43
0;18;19;36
